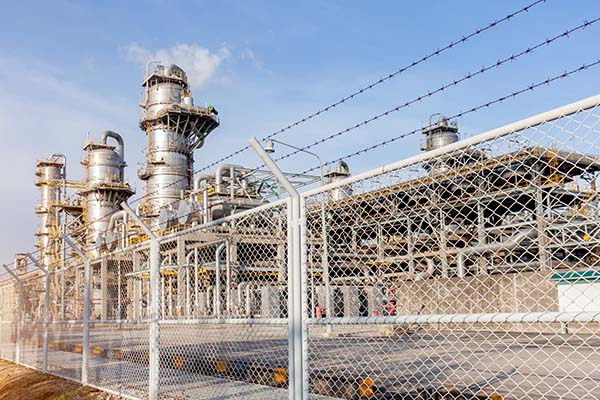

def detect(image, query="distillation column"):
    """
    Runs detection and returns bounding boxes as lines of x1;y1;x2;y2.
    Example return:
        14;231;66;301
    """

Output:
79;131;134;319
137;63;220;229
79;131;134;252
34;155;66;269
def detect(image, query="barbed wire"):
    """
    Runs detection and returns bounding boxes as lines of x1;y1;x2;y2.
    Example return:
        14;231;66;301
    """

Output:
193;0;546;174
295;59;600;177
8;56;599;274
262;17;600;167
11;56;598;270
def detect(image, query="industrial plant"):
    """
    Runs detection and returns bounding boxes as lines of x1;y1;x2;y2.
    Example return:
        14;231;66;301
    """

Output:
5;62;600;324
2;61;600;400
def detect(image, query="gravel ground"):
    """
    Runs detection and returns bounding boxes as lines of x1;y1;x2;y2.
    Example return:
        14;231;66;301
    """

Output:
0;359;114;400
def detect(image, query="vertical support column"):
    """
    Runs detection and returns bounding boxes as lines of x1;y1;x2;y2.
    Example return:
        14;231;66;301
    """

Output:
82;259;91;384
149;238;160;399
407;217;415;275
477;201;488;275
133;251;142;320
225;242;231;316
75;267;81;319
214;243;226;319
100;257;108;320
298;196;310;399
438;208;449;275
122;202;160;400
535;173;549;269
321;191;331;328
62;236;90;385
194;248;199;318
176;236;186;317
117;261;122;320
249;137;306;400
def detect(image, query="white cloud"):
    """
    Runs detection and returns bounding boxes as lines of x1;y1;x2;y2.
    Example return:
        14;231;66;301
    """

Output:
240;48;264;69
126;43;230;88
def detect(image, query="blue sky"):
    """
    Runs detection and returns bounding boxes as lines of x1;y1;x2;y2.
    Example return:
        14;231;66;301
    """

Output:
1;0;600;263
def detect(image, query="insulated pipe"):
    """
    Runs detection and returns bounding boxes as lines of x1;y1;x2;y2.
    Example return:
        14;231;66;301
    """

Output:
226;243;231;315
100;131;125;179
237;282;247;317
181;251;198;314
215;164;243;193
245;284;252;317
209;198;267;209
416;258;435;281
192;174;213;192
457;228;538;277
108;210;127;231
380;258;435;282
186;250;197;318
214;242;227;318
191;174;212;223
206;287;213;316
194;248;199;317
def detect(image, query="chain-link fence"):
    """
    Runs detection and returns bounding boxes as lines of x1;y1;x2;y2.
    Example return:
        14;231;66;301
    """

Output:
301;94;600;399
1;94;600;399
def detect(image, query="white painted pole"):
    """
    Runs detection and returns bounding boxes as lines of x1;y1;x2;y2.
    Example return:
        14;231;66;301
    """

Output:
249;137;306;399
62;235;90;385
121;202;160;400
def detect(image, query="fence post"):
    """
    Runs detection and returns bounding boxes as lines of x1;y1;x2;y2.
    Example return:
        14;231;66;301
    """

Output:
63;236;90;385
298;196;310;398
122;202;160;400
2;264;21;364
249;138;307;399
25;253;49;372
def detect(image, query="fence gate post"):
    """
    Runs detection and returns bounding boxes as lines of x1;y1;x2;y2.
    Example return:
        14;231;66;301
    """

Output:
248;138;308;399
63;236;90;385
299;196;310;398
122;202;160;400
2;264;21;364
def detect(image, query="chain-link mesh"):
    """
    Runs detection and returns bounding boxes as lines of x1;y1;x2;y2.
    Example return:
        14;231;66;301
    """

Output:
20;272;45;370
0;276;18;362
86;244;151;399
302;102;600;399
158;200;289;399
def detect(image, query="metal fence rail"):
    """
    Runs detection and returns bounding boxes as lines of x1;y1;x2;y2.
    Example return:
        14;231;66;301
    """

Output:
1;94;600;399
